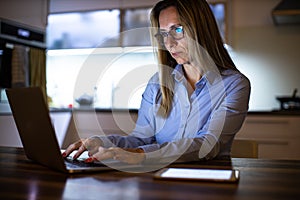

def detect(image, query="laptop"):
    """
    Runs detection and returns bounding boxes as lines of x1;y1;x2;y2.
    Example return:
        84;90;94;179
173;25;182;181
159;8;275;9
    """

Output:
6;87;141;173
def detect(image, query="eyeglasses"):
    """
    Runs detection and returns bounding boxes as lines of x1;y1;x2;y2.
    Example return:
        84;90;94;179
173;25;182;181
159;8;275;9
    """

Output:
155;25;184;46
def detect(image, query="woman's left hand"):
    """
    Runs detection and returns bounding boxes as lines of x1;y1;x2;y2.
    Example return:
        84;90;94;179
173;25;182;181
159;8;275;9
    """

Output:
87;147;146;165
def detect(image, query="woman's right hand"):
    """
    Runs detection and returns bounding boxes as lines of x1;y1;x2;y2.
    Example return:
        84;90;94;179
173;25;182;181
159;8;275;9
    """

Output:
62;136;103;160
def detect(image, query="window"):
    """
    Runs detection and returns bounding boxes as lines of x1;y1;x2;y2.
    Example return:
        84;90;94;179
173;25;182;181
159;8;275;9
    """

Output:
47;8;152;49
122;8;152;46
47;10;120;49
210;2;226;42
47;4;226;49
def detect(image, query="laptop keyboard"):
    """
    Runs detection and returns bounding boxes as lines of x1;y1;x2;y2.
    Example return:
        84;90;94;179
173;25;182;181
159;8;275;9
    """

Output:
64;157;106;168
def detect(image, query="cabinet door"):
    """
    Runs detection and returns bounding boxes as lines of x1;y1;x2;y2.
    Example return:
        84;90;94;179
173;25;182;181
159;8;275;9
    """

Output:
236;115;300;160
0;115;22;147
72;111;138;138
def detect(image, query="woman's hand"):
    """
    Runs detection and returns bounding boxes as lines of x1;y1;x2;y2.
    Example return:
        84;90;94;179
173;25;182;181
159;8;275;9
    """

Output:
62;136;103;160
90;147;146;165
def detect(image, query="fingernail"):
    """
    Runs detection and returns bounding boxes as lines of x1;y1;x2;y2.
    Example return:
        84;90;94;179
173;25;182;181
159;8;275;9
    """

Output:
85;157;94;163
62;152;66;157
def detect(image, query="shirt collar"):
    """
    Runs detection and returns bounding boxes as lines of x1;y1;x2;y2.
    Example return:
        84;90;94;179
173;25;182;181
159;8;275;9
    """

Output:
172;64;185;82
201;70;221;86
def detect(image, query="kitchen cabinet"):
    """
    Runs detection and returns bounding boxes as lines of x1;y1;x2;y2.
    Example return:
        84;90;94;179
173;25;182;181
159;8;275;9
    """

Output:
2;110;300;160
0;110;138;148
0;0;48;30
72;110;138;137
0;114;22;147
73;111;300;160
235;113;300;160
0;112;72;147
60;109;139;148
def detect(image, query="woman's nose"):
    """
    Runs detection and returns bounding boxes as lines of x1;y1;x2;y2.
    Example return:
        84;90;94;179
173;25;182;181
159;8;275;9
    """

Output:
164;36;177;50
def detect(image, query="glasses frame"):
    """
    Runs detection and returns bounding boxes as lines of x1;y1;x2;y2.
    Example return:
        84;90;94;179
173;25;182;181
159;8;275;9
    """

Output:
154;25;184;46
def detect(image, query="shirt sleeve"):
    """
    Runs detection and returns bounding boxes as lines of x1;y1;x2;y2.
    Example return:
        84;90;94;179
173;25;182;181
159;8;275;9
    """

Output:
142;72;251;163
96;73;160;149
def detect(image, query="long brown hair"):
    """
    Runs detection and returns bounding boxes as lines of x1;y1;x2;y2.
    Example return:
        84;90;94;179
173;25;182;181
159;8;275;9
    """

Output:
150;0;237;117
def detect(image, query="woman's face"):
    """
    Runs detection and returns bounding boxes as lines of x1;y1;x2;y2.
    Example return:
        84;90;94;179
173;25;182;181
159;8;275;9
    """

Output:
158;6;189;65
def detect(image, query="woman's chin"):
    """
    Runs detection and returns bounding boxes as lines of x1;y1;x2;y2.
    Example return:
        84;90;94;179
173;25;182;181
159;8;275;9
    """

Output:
175;59;188;65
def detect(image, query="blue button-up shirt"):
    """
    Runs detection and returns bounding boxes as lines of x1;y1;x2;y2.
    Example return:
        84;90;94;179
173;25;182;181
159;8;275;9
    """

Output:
101;64;250;162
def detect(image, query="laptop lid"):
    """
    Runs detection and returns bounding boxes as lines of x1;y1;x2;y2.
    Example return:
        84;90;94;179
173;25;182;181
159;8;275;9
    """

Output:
5;87;115;173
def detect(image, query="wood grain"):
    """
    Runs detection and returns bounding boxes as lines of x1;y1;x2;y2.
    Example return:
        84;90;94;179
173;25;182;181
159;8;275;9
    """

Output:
0;147;299;200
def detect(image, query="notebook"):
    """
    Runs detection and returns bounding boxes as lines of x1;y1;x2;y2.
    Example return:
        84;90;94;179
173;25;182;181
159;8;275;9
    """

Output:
6;87;140;173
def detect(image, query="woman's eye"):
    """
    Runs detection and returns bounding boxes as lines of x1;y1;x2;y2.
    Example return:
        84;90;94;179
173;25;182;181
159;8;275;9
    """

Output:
175;27;183;33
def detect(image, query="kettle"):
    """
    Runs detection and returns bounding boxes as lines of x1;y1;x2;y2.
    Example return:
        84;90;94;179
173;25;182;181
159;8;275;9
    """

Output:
75;93;93;107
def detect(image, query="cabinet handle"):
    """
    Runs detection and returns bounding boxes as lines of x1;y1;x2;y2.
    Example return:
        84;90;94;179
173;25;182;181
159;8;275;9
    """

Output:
246;120;289;125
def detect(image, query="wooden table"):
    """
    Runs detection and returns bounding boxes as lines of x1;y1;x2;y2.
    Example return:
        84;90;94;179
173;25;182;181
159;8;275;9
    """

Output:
0;146;299;199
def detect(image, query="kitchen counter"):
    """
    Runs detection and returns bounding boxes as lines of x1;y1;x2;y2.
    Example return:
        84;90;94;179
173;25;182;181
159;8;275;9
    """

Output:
1;106;300;116
0;107;139;115
248;110;300;116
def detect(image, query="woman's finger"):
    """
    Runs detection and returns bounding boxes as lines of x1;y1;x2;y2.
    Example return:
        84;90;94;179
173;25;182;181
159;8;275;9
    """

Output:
73;142;87;159
62;139;84;157
111;148;145;164
92;147;115;161
84;137;103;156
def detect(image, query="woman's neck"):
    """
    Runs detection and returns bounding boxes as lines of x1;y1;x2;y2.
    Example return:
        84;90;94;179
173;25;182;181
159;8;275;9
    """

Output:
182;63;202;90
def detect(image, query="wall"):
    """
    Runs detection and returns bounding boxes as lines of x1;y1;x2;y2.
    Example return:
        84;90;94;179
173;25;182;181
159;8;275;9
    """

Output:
231;0;300;111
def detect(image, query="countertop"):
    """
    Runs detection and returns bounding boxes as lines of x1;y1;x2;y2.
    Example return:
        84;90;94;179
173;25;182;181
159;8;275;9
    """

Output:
1;106;300;116
248;110;300;116
32;107;300;116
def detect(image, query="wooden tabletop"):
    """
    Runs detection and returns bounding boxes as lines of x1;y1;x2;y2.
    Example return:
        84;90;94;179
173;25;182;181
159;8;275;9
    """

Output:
0;146;299;200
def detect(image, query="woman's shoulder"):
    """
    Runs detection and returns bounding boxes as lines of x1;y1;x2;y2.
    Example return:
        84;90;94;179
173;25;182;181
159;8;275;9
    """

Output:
141;72;161;103
208;68;249;85
222;69;249;81
144;72;160;92
148;72;160;83
221;69;250;89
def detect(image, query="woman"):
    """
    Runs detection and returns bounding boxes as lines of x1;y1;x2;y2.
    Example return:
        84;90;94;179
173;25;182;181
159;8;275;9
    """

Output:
63;0;250;165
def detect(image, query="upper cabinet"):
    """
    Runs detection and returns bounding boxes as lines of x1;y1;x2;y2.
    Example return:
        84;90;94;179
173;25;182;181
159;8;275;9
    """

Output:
0;0;48;30
47;0;230;49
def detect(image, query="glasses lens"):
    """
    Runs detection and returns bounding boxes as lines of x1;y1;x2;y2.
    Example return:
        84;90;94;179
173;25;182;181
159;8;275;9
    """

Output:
170;26;184;40
154;33;165;46
155;26;184;46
